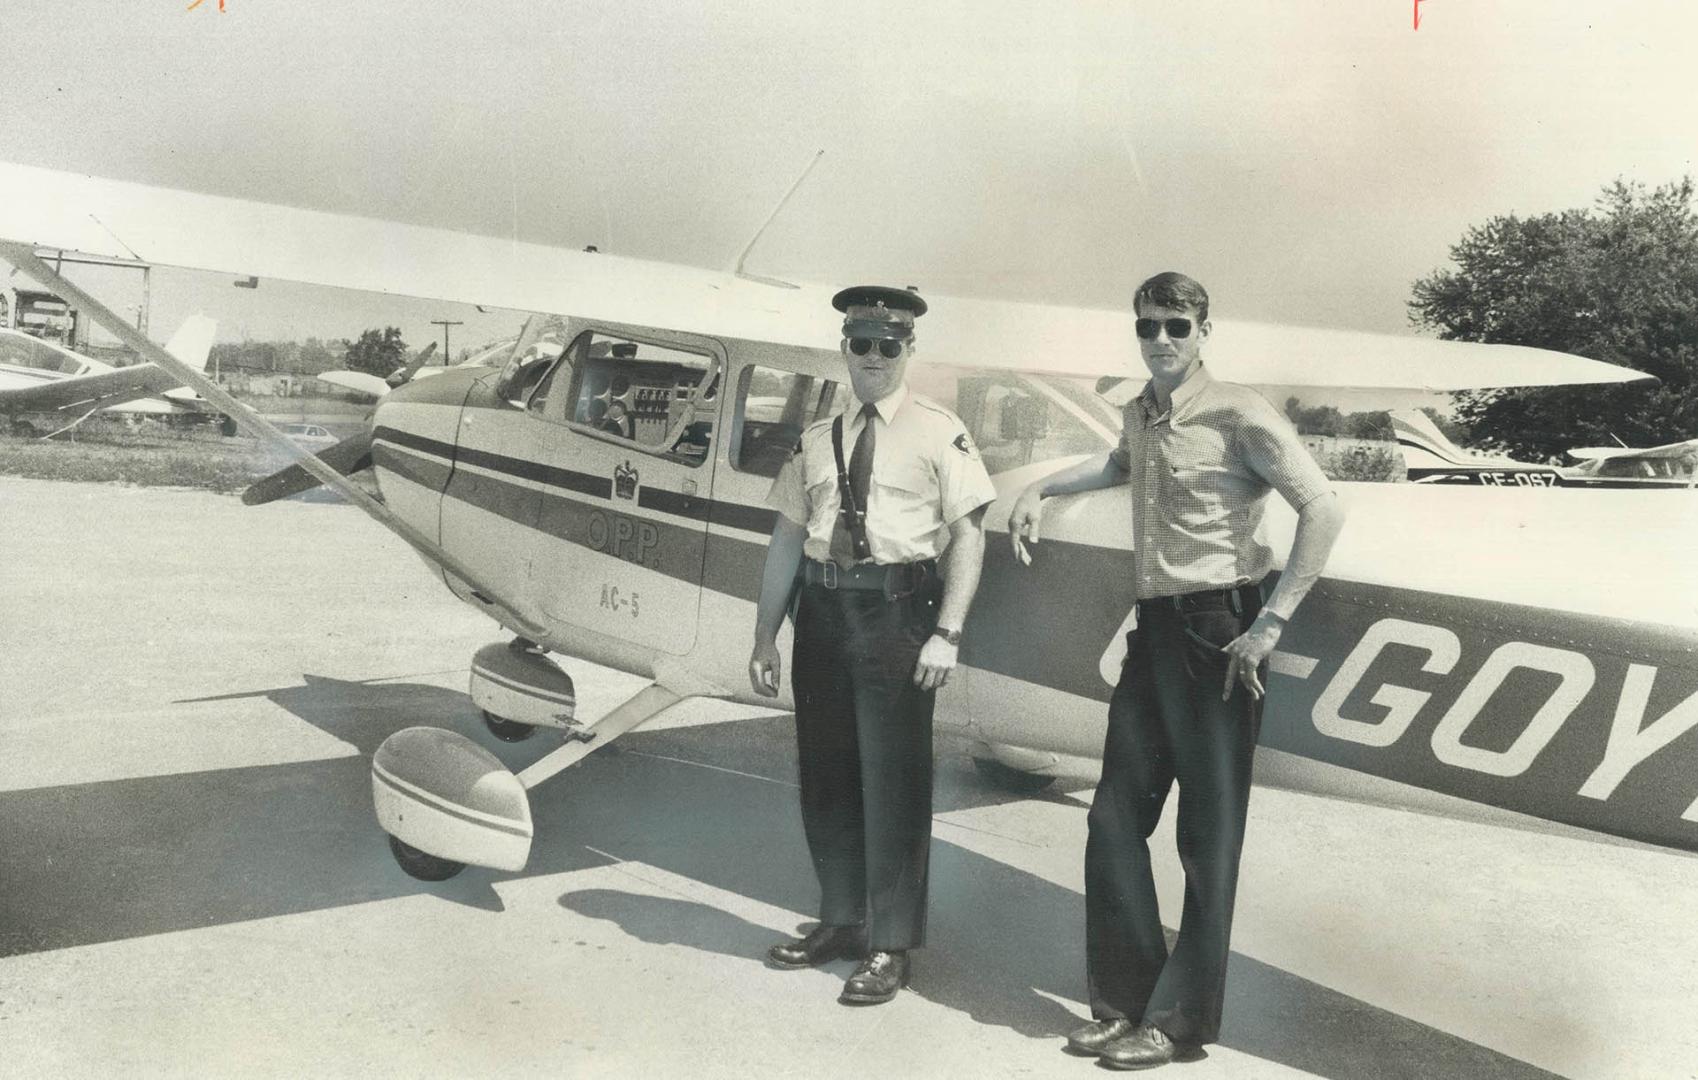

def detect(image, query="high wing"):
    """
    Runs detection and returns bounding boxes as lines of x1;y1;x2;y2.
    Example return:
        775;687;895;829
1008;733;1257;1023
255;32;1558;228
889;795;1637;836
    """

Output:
313;370;391;401
0;237;549;645
0;359;176;413
0;161;1651;393
0;316;216;414
1567;438;1698;462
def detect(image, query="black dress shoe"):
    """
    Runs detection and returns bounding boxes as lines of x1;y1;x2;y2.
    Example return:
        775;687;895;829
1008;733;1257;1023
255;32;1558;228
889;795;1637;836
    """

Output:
838;950;909;1004
1064;1016;1136;1055
1099;1022;1204;1070
767;924;864;969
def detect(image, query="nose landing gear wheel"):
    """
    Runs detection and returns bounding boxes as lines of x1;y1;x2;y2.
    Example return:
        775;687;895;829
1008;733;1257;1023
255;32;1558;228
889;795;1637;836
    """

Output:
483;710;536;742
388;834;467;881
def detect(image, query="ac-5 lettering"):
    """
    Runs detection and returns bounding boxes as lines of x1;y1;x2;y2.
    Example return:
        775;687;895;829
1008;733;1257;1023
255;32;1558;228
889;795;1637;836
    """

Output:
598;584;641;618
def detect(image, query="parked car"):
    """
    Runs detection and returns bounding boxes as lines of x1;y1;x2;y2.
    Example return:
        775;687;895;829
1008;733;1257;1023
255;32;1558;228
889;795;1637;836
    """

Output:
278;423;338;450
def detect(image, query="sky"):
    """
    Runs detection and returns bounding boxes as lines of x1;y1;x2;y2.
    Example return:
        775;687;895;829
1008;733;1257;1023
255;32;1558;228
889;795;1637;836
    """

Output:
1;0;1695;345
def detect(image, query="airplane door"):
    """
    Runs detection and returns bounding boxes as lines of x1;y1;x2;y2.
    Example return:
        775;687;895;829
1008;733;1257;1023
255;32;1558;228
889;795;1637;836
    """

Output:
435;361;550;618
522;326;723;657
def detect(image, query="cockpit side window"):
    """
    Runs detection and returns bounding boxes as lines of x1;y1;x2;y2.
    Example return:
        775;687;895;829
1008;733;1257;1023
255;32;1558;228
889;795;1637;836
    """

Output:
555;331;719;466
730;364;843;477
908;363;1117;475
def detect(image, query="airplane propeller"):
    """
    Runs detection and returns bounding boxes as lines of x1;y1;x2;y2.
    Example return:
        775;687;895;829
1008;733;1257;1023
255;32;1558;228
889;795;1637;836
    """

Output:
241;429;375;506
386;340;438;388
242;343;438;506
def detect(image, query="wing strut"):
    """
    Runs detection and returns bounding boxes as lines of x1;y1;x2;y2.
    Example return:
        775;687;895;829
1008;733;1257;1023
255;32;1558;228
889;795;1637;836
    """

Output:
515;684;681;789
41;402;104;440
0;241;547;641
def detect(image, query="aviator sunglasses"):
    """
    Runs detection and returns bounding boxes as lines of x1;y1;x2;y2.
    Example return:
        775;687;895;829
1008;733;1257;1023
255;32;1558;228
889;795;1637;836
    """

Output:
847;336;909;359
1134;317;1196;341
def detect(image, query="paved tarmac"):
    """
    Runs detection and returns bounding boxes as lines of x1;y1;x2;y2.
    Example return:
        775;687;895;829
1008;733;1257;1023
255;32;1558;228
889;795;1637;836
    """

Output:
2;476;1695;1079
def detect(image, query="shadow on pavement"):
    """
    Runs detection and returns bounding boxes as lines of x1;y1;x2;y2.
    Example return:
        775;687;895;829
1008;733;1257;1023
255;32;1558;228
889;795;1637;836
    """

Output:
0;677;1561;1080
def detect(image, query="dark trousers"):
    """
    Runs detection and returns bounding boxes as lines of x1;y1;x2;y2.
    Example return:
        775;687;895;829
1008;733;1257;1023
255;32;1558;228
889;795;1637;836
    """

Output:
1085;585;1265;1045
790;572;942;951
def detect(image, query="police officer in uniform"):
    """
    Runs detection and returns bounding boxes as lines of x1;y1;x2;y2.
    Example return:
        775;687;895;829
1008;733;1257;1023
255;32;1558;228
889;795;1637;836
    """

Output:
748;285;996;1005
1010;272;1346;1068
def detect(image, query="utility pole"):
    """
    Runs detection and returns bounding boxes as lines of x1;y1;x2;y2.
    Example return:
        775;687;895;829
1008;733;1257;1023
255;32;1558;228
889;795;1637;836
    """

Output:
430;319;463;365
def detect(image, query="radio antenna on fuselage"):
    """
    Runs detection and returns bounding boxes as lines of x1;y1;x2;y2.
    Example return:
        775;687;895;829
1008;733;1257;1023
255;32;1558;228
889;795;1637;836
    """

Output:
731;149;824;290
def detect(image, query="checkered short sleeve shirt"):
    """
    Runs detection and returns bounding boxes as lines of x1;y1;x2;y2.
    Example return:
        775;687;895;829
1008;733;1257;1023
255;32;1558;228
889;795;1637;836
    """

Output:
1109;365;1332;600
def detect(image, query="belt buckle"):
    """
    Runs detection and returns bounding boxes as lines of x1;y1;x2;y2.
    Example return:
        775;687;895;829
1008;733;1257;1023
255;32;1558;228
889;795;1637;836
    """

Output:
822;561;838;590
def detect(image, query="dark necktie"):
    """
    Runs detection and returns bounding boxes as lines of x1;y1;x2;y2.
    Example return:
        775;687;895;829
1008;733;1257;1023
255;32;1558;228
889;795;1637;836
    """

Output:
830;402;879;566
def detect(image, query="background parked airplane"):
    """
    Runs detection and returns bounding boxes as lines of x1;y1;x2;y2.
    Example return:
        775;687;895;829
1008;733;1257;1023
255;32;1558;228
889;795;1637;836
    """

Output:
0;315;216;437
1392;409;1698;488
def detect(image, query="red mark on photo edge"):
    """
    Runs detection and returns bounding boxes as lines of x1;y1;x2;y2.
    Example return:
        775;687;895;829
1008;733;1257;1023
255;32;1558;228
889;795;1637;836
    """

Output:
1413;0;1425;29
186;0;227;11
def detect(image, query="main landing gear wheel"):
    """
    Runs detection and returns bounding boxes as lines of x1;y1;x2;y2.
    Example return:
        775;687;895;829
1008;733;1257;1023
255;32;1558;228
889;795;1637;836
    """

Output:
388;834;467;881
482;709;536;742
971;755;1058;794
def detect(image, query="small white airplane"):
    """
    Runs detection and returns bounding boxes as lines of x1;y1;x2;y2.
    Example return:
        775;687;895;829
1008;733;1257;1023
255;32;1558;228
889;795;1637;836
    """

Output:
1392;409;1698;489
312;341;443;402
0;315;218;438
2;160;1694;886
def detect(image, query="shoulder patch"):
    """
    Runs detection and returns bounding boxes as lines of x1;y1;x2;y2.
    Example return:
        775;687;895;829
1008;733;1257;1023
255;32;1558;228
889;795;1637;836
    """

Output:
952;432;978;457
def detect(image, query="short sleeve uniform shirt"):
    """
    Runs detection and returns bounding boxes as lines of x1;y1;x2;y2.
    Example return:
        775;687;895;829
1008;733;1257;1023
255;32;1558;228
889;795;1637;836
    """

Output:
767;383;997;564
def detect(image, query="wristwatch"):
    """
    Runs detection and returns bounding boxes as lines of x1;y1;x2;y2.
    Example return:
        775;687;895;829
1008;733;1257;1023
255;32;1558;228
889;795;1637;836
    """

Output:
932;626;963;646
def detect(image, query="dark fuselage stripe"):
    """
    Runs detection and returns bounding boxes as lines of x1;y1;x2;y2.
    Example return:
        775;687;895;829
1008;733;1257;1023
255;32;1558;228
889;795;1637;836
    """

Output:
380;441;764;599
373;441;453;492
373;425;781;531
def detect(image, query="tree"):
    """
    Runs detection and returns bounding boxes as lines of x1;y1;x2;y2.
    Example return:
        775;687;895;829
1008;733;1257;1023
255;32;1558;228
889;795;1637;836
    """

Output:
1343;410;1391;441
1417;406;1468;445
1410;178;1698;460
209;340;282;373
298;337;339;374
343;327;408;379
1281;396;1344;437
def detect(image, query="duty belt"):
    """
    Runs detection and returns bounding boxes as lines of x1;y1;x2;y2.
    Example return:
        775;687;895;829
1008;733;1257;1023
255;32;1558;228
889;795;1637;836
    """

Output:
801;557;936;600
1136;581;1264;618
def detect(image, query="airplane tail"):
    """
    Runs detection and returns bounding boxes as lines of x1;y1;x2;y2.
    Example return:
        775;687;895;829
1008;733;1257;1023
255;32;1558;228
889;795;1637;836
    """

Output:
163;315;216;372
161;314;217;403
1390;409;1474;471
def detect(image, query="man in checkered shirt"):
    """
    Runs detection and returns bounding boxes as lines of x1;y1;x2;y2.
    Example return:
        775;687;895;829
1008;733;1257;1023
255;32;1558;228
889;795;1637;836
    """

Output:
1009;271;1347;1070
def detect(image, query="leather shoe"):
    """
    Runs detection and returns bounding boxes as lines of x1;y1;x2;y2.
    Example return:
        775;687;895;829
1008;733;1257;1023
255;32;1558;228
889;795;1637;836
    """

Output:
1064;1016;1136;1055
1099;1022;1204;1070
767;924;864;969
838;950;909;1004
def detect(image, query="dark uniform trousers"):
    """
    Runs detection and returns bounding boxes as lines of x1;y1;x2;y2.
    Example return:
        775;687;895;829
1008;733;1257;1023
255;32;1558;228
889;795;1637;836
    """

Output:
790;569;944;951
1085;582;1267;1045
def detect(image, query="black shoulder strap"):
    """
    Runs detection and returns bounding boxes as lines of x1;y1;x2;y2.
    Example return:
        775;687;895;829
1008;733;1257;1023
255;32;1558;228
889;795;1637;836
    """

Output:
831;415;871;561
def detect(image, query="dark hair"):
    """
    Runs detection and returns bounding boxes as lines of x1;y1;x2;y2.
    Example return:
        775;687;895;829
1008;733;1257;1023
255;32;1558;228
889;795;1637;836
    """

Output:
1133;272;1209;322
